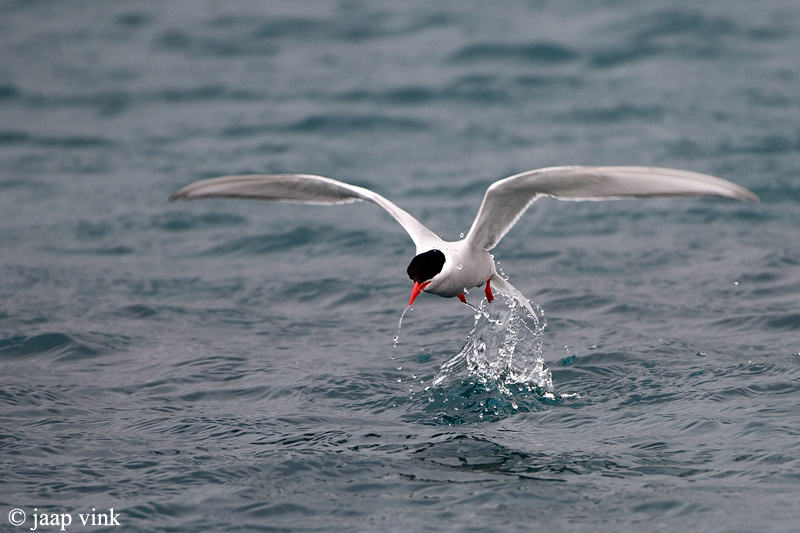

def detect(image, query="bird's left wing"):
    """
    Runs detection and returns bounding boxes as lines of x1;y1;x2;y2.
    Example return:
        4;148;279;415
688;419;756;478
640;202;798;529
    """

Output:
465;166;758;251
169;174;441;250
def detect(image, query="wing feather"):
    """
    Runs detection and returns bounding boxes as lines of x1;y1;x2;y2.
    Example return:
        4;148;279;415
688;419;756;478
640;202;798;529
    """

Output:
169;174;441;250
465;166;758;251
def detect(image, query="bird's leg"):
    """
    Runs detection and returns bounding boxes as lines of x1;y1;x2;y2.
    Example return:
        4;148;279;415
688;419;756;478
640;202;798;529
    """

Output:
457;293;467;304
485;278;494;302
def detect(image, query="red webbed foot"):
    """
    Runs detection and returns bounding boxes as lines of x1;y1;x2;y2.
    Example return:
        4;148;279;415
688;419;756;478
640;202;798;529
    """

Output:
485;278;494;302
457;293;467;304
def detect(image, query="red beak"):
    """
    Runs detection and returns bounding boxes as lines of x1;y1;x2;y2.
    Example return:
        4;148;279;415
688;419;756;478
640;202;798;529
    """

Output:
409;281;430;306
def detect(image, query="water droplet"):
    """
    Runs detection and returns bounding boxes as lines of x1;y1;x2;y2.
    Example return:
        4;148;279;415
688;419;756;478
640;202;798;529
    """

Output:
456;263;463;270
734;280;739;285
459;232;464;238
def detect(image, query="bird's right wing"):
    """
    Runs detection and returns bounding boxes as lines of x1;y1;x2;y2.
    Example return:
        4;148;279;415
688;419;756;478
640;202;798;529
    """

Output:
169;174;441;250
465;166;758;251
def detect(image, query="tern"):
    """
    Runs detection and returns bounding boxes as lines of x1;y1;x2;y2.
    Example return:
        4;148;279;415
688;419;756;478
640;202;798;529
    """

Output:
169;166;757;314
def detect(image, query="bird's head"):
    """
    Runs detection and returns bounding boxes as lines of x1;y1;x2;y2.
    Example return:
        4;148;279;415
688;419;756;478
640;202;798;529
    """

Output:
406;249;446;306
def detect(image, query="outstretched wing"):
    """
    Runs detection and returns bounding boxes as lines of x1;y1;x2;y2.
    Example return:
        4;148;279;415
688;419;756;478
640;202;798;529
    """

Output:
465;166;758;251
169;174;441;250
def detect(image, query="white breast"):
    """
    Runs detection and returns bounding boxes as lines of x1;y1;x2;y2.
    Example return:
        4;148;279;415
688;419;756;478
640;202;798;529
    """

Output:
424;242;494;298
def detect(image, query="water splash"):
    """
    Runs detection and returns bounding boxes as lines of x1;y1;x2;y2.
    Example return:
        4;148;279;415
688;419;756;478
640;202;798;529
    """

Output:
418;291;565;424
432;292;551;394
393;305;412;350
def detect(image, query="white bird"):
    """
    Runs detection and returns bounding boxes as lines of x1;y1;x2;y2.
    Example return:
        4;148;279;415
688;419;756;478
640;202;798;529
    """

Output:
168;166;758;315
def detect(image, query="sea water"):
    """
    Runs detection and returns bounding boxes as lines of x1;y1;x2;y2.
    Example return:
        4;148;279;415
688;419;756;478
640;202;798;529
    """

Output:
1;1;799;531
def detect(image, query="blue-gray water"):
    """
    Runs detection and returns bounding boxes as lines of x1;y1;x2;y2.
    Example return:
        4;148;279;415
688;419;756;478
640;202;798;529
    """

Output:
1;1;799;531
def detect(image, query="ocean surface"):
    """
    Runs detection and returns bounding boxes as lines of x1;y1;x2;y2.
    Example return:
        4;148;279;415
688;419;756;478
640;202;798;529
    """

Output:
1;0;799;531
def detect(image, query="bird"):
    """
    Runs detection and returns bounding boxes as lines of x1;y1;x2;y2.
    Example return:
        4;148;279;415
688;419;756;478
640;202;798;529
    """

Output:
168;166;758;316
